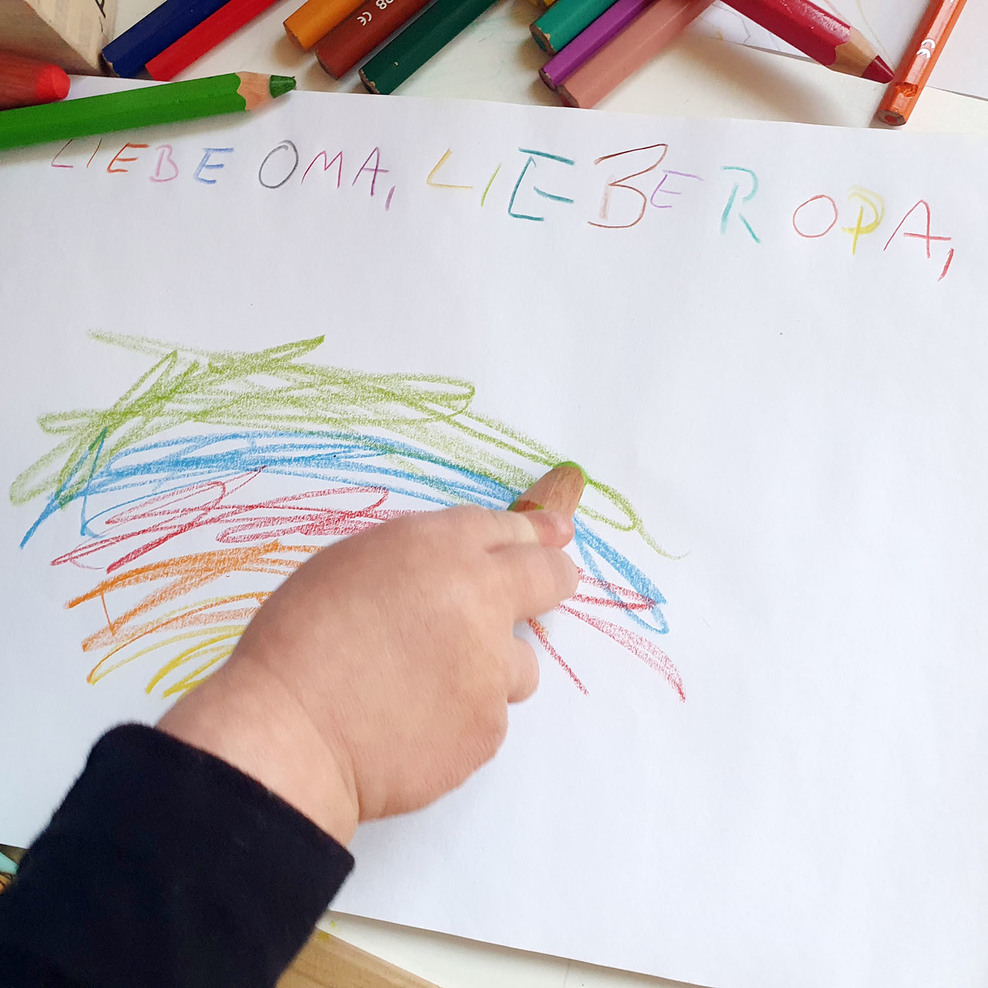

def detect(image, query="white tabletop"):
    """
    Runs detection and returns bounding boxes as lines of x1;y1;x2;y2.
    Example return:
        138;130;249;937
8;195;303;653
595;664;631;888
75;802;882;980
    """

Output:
99;3;988;985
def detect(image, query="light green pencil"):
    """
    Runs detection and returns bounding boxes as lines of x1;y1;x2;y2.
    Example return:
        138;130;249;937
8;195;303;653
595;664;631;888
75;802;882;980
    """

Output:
0;72;296;151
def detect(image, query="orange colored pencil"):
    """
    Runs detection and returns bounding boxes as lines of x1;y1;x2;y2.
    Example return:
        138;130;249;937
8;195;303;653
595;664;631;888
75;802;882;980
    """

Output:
284;0;364;49
876;0;967;126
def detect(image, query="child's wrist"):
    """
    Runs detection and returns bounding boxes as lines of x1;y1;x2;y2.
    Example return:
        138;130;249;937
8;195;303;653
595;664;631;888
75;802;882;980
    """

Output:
157;660;360;845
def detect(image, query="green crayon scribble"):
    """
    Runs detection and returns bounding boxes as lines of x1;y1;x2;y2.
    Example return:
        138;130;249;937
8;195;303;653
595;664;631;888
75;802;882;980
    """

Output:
10;332;672;558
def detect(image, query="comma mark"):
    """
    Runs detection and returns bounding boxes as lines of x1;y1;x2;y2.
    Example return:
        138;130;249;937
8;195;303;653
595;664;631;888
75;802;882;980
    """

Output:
385;185;395;211
939;247;955;281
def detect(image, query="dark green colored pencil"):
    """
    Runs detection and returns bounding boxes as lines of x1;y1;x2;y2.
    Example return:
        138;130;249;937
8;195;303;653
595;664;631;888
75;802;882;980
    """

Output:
0;72;295;151
359;0;499;95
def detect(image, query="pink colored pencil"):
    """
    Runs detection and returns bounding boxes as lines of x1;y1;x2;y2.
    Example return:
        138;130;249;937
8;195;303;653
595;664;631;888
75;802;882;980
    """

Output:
540;0;655;90
145;0;282;80
558;0;713;107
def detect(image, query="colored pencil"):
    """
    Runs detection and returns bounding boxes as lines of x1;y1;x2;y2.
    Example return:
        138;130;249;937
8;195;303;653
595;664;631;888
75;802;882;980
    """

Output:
315;0;430;79
359;0;498;95
146;0;284;80
531;0;620;55
0;72;295;151
0;50;70;110
284;0;364;50
102;0;234;77
539;0;654;90
510;462;587;516
876;0;967;126
721;0;892;82
558;0;712;108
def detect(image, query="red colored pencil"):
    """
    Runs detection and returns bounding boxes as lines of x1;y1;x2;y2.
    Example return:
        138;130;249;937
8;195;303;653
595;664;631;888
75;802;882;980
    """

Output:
316;0;430;79
0;50;70;110
876;0;967;126
722;0;893;82
145;0;282;80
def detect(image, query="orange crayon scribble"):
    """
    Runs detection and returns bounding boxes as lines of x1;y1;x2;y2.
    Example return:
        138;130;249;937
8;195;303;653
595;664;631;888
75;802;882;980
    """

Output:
69;541;317;642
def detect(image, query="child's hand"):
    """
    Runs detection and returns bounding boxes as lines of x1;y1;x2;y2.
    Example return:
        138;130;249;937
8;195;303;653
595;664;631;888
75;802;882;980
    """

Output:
157;505;578;844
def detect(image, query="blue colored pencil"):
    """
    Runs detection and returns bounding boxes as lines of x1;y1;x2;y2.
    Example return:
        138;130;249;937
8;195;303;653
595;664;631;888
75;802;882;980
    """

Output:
102;0;233;77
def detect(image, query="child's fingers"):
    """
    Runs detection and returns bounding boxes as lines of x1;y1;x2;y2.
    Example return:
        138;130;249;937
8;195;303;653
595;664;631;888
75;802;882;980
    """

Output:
426;504;543;549
495;543;580;620
417;504;575;552
505;638;541;703
514;509;575;548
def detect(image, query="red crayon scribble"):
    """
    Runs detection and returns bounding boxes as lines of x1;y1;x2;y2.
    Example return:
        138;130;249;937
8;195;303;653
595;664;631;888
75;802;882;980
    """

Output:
53;475;404;573
560;602;685;701
570;572;659;613
939;248;955;281
528;617;588;695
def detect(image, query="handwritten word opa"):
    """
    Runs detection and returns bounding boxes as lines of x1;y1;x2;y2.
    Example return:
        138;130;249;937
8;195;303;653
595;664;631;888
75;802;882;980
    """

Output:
791;188;955;281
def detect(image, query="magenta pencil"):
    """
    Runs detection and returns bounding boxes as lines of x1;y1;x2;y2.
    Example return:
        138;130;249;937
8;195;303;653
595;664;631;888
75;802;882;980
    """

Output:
540;0;654;90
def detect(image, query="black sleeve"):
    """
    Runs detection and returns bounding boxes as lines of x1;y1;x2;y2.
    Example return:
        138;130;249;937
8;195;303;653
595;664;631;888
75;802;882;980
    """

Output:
0;723;355;988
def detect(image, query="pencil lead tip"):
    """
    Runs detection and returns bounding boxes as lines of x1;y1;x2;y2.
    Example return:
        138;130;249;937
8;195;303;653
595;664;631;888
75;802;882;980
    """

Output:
269;75;297;98
864;56;893;84
553;460;587;481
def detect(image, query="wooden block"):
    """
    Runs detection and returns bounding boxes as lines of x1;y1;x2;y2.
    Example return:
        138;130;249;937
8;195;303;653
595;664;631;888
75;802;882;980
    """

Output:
0;0;117;73
279;928;441;988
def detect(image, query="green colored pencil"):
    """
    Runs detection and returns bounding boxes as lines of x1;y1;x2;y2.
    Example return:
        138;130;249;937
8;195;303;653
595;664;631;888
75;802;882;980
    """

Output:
0;72;296;151
532;0;621;54
359;0;499;96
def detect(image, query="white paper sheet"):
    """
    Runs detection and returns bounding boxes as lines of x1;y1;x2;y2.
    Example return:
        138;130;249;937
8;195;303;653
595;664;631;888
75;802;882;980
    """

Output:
3;86;988;988
693;1;987;103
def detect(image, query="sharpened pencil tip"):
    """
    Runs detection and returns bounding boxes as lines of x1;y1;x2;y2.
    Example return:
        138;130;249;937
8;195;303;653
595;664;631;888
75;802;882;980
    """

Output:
864;56;893;84
554;461;587;481
269;75;297;98
509;462;588;516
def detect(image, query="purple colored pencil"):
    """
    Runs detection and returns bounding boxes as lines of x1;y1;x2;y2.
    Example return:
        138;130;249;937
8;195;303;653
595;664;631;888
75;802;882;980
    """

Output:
540;0;656;90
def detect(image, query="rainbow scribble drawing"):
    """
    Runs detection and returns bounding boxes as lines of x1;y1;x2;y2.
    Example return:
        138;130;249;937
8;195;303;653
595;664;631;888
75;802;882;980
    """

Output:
10;334;684;701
